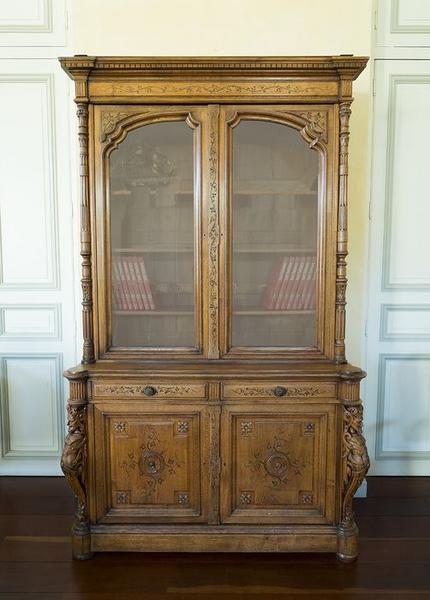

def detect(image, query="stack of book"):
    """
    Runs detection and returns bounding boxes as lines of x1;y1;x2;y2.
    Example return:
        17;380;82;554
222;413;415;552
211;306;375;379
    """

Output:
112;254;155;311
262;255;316;310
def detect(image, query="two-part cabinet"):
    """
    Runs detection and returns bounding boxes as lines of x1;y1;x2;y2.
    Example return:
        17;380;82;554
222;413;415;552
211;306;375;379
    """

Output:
60;56;370;561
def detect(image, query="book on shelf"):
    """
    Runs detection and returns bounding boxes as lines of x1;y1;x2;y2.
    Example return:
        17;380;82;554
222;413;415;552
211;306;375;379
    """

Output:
112;254;155;311
262;254;316;311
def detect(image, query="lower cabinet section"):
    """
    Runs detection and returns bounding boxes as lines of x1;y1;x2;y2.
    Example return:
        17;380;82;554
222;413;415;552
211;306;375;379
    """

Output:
92;404;211;523
220;404;336;525
91;399;337;528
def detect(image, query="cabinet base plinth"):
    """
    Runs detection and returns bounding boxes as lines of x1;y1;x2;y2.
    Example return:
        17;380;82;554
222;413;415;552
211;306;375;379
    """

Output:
87;527;338;555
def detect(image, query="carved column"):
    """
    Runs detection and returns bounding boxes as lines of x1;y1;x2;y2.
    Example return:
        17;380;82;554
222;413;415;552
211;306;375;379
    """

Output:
61;370;92;560
77;101;95;364
337;373;370;562
335;100;352;364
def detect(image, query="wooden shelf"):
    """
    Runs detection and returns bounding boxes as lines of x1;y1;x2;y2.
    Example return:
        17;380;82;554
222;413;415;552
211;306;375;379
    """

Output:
114;247;194;254
114;310;193;316
234;310;315;316
234;246;316;254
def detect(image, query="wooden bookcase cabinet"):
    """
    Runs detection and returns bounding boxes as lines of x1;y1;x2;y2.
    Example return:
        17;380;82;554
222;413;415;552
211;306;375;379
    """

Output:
60;56;369;561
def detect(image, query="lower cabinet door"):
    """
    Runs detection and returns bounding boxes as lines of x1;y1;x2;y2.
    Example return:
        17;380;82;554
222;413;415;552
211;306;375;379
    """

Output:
92;403;210;523
220;404;336;524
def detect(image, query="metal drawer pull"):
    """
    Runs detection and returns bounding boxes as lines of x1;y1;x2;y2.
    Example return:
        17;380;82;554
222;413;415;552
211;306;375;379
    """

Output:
143;386;157;396
274;386;287;397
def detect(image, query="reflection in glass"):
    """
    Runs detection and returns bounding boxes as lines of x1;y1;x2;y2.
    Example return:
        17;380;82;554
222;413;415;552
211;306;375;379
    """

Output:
110;121;195;348
231;120;319;348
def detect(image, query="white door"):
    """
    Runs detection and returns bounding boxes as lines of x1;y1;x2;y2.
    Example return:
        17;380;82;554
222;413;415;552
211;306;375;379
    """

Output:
365;57;430;474
0;1;79;475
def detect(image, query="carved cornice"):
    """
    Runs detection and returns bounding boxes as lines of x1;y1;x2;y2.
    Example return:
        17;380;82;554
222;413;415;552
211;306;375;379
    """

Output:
59;55;368;80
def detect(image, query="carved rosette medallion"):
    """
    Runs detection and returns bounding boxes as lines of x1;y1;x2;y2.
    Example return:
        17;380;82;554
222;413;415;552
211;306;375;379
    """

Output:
138;428;181;493
250;436;304;489
341;403;370;525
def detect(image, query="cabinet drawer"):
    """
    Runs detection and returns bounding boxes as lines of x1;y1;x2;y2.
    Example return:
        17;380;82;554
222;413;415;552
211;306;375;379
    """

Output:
93;381;208;400
222;382;335;400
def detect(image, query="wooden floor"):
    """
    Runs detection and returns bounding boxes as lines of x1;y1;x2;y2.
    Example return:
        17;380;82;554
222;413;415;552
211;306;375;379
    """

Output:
0;477;429;599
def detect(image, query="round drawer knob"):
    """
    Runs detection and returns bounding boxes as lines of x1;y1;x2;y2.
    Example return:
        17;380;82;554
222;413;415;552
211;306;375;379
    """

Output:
274;386;287;397
143;386;157;397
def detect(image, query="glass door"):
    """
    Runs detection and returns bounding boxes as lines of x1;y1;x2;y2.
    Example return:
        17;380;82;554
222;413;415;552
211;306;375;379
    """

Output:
221;108;329;356
102;109;203;353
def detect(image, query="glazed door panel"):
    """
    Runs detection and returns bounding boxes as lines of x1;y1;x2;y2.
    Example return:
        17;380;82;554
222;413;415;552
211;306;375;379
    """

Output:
220;404;336;524
92;403;210;523
219;106;336;359
94;106;208;358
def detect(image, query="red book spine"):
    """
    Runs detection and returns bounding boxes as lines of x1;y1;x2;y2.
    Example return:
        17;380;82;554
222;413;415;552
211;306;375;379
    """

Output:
285;255;305;310
111;258;121;310
137;255;155;310
305;257;317;310
129;256;148;310
113;258;126;311
291;255;310;310
275;257;294;310
262;256;286;309
118;256;133;311
279;256;299;310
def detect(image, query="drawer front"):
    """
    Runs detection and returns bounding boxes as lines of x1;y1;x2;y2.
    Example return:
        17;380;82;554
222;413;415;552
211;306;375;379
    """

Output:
92;403;210;523
93;381;208;400
222;382;335;400
220;403;336;525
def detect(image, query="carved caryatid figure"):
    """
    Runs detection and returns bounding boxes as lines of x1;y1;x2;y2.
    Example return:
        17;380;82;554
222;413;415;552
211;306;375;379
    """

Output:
61;403;88;531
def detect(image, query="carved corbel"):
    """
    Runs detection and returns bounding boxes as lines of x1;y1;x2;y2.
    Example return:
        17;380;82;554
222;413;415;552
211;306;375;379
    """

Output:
337;372;369;561
61;370;92;559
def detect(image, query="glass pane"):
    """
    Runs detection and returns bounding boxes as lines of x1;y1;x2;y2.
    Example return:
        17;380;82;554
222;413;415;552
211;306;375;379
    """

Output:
109;120;195;347
232;120;319;348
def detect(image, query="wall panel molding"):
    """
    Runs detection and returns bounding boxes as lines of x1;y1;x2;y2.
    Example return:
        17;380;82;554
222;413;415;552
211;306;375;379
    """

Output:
382;75;430;291
0;0;66;48
376;354;430;460
0;304;61;340
0;353;64;458
380;304;430;341
0;74;60;290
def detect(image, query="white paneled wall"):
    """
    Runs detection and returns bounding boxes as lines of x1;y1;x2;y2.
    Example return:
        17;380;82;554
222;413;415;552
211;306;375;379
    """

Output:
365;2;430;475
0;1;78;475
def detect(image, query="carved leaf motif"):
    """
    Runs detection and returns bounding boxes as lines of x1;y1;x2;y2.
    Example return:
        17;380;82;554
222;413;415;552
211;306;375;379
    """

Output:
233;386;322;398
100;111;130;141
98;82;322;97
208;109;219;355
299;111;328;147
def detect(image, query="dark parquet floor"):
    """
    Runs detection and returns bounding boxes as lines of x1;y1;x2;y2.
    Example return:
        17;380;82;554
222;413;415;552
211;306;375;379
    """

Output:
0;476;429;599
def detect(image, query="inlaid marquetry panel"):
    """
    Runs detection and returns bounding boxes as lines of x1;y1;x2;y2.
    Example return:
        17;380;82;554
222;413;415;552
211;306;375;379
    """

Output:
89;80;338;102
94;406;210;522
220;405;335;524
93;381;207;399
222;382;335;400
